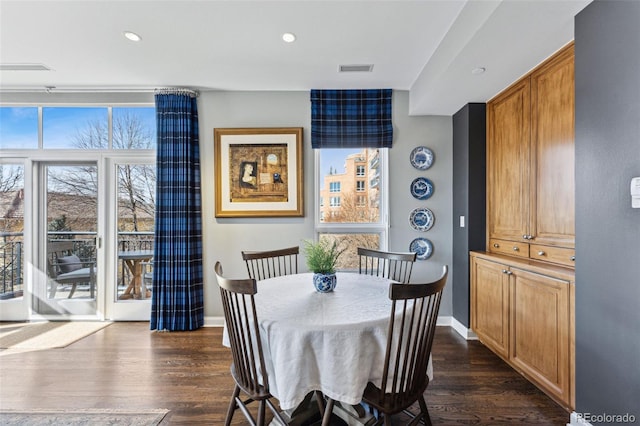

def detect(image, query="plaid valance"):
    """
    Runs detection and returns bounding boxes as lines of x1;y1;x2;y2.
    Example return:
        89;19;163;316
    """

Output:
310;89;393;148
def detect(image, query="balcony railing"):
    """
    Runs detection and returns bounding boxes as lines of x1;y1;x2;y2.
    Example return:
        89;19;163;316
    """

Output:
0;231;155;300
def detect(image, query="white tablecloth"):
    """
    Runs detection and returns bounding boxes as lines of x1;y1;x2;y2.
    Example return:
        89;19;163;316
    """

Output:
222;272;432;411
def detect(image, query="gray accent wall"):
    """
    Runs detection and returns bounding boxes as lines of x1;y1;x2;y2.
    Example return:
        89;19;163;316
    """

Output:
198;90;453;318
575;1;640;422
452;103;486;328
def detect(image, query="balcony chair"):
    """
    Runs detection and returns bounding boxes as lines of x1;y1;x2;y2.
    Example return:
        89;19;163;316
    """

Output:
47;240;96;298
214;261;289;426
322;265;448;426
357;247;417;284
241;246;299;280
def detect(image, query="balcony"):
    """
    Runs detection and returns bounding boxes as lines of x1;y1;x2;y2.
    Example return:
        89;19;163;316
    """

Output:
0;231;154;300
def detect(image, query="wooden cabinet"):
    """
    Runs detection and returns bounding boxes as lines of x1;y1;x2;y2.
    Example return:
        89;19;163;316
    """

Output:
470;257;510;358
510;266;571;407
470;252;575;409
487;43;575;266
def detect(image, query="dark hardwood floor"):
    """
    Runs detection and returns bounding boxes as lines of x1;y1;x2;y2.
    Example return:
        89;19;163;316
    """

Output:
0;323;570;425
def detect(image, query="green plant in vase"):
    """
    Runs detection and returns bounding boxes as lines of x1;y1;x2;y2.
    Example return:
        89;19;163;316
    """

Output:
303;239;345;292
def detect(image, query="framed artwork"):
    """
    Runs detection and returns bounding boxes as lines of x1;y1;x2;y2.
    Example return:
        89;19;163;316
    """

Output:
214;127;304;217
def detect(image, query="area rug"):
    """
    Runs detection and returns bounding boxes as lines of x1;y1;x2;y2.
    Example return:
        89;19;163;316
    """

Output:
0;321;112;353
0;408;169;426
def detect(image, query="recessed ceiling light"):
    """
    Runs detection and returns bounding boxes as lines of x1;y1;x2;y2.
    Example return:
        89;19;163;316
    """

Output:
123;31;142;42
282;32;296;43
471;67;486;75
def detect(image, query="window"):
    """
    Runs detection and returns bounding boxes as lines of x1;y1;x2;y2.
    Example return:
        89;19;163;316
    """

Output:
1;106;156;150
316;148;388;270
0;107;38;149
0;163;25;299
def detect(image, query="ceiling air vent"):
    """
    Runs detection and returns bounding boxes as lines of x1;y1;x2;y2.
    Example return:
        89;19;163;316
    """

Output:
0;63;51;71
339;64;374;73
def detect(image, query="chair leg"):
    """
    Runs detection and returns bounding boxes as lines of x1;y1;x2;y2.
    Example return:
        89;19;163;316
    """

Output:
68;284;77;298
49;282;57;299
383;414;392;426
321;398;335;426
257;400;266;426
224;385;241;426
417;395;432;426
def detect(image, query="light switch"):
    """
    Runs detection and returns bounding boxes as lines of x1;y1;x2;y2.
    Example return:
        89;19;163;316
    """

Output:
459;215;465;228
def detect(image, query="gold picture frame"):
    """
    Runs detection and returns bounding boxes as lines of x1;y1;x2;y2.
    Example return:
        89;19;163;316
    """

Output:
214;127;304;218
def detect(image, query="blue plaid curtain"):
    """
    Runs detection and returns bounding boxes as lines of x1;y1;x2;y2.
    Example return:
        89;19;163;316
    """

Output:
310;89;393;148
151;89;204;331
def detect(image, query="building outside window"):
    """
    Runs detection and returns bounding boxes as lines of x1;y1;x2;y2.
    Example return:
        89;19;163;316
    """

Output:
317;148;388;269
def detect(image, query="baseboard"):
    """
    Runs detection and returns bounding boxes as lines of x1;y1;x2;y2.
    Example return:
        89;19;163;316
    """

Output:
450;317;478;340
203;316;224;327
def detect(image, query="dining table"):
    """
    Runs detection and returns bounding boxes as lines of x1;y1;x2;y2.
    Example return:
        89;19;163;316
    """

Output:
118;250;154;300
222;271;433;422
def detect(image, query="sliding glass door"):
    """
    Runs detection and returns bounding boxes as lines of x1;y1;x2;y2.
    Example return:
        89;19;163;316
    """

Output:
106;158;156;320
33;163;99;317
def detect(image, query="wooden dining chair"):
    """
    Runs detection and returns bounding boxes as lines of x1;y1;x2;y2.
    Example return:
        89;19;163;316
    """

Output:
242;246;299;280
214;262;289;426
358;247;417;284
321;265;448;426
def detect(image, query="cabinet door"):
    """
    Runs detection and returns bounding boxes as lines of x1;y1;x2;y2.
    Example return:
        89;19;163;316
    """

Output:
530;45;575;248
510;267;571;406
487;78;531;243
471;257;510;359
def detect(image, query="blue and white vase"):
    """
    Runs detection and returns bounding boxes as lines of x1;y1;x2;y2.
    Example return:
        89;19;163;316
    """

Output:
313;273;337;293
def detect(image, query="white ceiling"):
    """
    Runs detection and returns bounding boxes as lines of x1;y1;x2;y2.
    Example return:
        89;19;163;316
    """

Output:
0;0;591;115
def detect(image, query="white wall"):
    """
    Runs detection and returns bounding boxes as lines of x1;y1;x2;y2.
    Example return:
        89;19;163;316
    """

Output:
198;90;453;319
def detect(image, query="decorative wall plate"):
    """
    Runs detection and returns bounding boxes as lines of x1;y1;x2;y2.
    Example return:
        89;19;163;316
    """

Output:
410;177;434;200
409;207;435;232
409;238;434;260
409;146;434;170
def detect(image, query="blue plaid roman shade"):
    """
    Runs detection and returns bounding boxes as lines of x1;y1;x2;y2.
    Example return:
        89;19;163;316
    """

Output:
310;89;393;148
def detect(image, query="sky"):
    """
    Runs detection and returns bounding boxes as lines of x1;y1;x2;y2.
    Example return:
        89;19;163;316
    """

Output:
0;106;155;149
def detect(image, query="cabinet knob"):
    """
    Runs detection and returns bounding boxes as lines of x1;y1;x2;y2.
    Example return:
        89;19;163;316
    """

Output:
538;251;546;256
570;256;576;261
502;269;508;274
506;271;513;276
493;243;500;248
522;235;528;240
512;246;519;251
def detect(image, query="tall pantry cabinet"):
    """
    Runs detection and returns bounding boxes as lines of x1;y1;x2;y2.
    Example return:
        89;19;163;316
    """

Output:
471;43;576;410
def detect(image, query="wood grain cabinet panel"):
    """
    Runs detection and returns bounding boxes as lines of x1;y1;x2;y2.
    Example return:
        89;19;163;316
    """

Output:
487;79;530;243
530;46;575;249
470;252;575;410
471;256;510;359
510;267;571;407
487;43;575;265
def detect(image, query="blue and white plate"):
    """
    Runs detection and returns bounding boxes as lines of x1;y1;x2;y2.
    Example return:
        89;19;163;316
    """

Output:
410;177;434;200
409;146;434;170
409;207;435;232
409;238;434;260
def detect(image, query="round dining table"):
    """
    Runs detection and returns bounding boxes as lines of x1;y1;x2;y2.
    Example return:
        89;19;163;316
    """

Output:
223;271;433;413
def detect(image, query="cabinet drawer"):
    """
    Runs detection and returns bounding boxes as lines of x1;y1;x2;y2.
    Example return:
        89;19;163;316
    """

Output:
489;239;529;258
530;244;576;267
